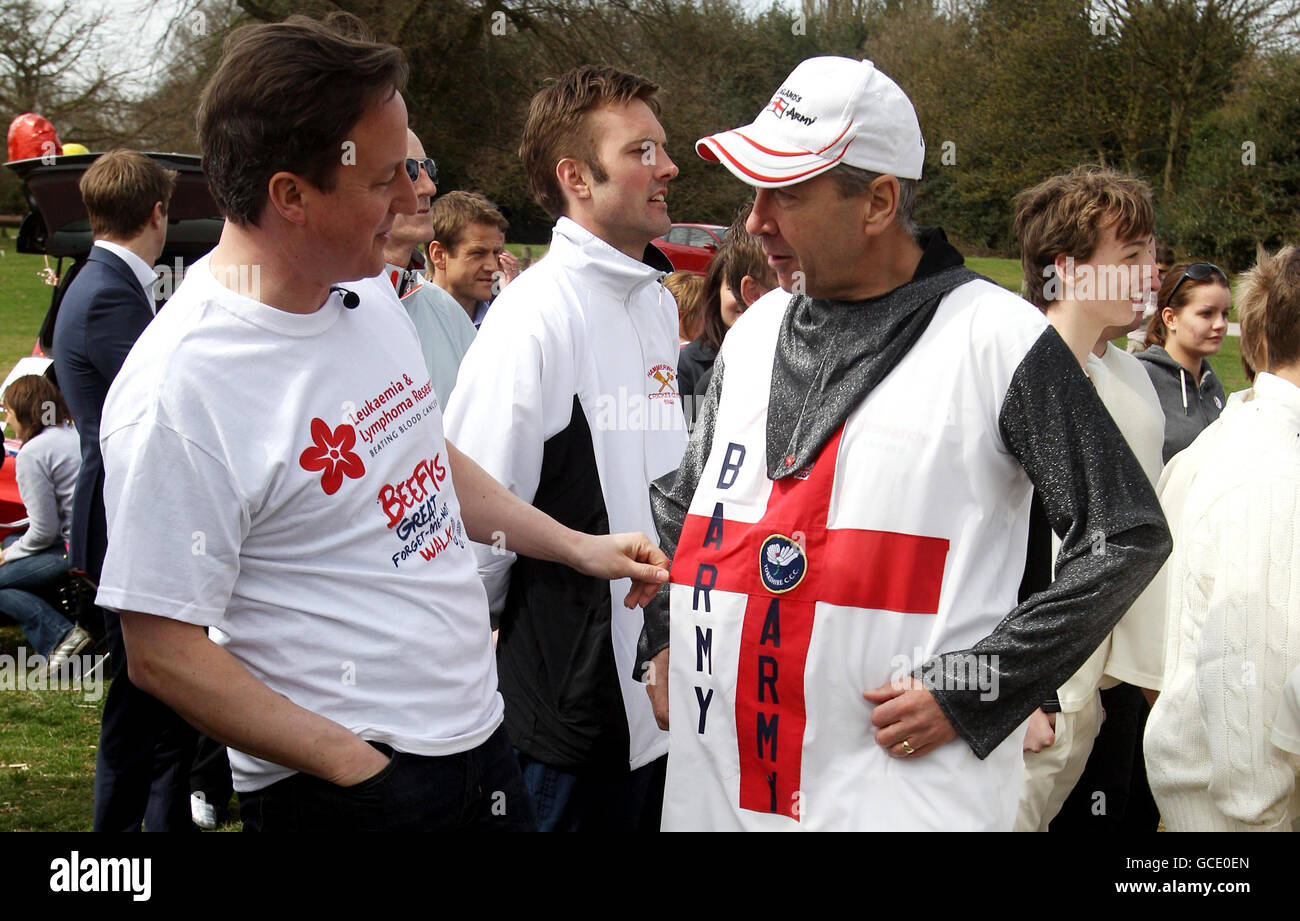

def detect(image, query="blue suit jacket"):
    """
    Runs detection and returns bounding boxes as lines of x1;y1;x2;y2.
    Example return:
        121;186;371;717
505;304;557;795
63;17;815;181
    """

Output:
51;247;155;580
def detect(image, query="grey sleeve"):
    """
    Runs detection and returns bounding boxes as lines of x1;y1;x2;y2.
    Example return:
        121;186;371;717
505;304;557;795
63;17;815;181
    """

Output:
634;357;725;681
6;447;61;561
927;327;1172;758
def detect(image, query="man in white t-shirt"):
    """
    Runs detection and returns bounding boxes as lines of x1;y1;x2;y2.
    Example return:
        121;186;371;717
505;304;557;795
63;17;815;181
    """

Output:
94;13;668;832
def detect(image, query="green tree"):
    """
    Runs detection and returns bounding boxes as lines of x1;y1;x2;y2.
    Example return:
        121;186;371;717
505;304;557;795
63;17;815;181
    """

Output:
1164;50;1300;270
1096;0;1293;195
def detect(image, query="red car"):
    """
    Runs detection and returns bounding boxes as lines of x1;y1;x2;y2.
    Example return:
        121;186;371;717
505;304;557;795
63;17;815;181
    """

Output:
654;223;726;275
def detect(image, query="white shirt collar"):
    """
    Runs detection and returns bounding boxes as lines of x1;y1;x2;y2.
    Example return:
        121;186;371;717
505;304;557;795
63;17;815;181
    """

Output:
93;240;158;305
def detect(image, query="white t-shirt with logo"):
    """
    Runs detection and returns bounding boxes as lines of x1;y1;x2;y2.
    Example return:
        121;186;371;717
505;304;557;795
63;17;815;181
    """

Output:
96;256;502;792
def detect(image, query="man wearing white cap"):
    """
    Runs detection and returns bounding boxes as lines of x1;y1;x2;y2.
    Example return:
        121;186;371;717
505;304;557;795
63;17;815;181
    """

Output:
635;57;1171;830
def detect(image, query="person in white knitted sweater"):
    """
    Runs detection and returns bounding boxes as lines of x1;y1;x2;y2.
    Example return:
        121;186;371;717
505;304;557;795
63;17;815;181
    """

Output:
1145;245;1300;831
1275;665;1300;759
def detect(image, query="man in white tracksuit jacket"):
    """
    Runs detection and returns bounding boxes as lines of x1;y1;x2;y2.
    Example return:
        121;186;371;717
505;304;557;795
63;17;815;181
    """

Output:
444;65;686;830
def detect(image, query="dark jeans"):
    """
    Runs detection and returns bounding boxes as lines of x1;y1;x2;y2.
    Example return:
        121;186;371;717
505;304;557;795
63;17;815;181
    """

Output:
1050;682;1161;831
0;535;74;657
92;607;199;832
238;724;535;832
517;750;666;832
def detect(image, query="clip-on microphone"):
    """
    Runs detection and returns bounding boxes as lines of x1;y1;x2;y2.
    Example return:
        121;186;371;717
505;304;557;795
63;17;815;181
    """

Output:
329;286;360;308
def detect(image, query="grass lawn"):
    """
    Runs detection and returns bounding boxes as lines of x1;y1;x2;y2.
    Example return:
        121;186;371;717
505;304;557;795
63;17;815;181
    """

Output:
505;242;547;262
1206;335;1249;396
0;246;55;391
1;248;54;440
0;626;240;831
0;626;102;832
966;256;1025;293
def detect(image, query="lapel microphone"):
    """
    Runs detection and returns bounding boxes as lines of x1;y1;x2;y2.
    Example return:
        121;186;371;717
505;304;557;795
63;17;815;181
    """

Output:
329;285;360;308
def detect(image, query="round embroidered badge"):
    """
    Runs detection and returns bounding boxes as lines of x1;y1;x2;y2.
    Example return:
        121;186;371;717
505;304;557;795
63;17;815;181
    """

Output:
759;534;807;594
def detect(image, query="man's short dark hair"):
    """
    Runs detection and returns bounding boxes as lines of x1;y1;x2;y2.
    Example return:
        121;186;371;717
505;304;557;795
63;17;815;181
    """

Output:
196;13;408;226
79;149;177;239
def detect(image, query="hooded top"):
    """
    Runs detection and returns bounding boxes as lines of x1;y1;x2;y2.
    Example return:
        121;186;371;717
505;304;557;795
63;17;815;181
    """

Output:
1135;344;1226;463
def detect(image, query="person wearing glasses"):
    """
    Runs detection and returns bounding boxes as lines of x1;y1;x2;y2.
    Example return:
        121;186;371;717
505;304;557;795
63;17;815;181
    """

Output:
380;131;477;406
92;16;670;831
1136;261;1231;462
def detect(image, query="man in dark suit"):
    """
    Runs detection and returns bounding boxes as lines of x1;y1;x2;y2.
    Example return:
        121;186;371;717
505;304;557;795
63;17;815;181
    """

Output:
52;149;197;831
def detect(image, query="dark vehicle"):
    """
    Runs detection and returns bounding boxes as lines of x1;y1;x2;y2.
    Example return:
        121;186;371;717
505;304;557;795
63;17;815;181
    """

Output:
1;152;223;635
5;152;224;358
654;222;726;275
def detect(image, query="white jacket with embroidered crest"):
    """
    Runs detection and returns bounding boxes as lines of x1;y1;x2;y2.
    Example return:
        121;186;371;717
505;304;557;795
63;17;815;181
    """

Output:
445;217;686;771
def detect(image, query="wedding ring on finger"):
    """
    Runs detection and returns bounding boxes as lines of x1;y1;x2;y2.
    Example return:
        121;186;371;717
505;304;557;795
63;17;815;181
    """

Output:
900;739;915;756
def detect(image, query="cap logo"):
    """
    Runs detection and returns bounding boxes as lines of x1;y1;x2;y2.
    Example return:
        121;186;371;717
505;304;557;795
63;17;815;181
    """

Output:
767;88;817;127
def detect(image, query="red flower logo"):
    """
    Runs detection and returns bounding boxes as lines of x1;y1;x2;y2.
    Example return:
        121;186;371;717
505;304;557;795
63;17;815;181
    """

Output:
299;418;365;495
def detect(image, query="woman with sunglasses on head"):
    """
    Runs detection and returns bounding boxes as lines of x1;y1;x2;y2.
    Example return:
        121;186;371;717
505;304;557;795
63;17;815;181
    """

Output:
1136;262;1231;462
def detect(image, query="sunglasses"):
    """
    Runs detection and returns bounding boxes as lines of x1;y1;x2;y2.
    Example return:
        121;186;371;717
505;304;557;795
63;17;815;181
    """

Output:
1166;261;1227;304
404;157;438;185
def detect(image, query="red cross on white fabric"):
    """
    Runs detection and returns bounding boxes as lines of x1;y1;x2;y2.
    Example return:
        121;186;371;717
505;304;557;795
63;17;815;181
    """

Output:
671;426;949;820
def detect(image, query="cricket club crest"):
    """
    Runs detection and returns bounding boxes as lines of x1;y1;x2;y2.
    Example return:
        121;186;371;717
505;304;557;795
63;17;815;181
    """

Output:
760;534;807;594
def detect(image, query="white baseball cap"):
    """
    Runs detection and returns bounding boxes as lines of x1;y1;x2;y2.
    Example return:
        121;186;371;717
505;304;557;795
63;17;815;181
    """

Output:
696;57;924;187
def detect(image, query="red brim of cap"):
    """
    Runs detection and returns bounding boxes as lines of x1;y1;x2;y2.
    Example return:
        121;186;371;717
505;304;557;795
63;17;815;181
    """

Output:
695;125;852;189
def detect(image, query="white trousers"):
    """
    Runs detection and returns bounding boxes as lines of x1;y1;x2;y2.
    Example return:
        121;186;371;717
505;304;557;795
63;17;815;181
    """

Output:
1015;693;1103;832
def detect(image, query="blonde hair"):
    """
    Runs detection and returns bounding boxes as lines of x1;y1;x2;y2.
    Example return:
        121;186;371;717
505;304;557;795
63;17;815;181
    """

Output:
664;271;704;341
1235;244;1300;371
